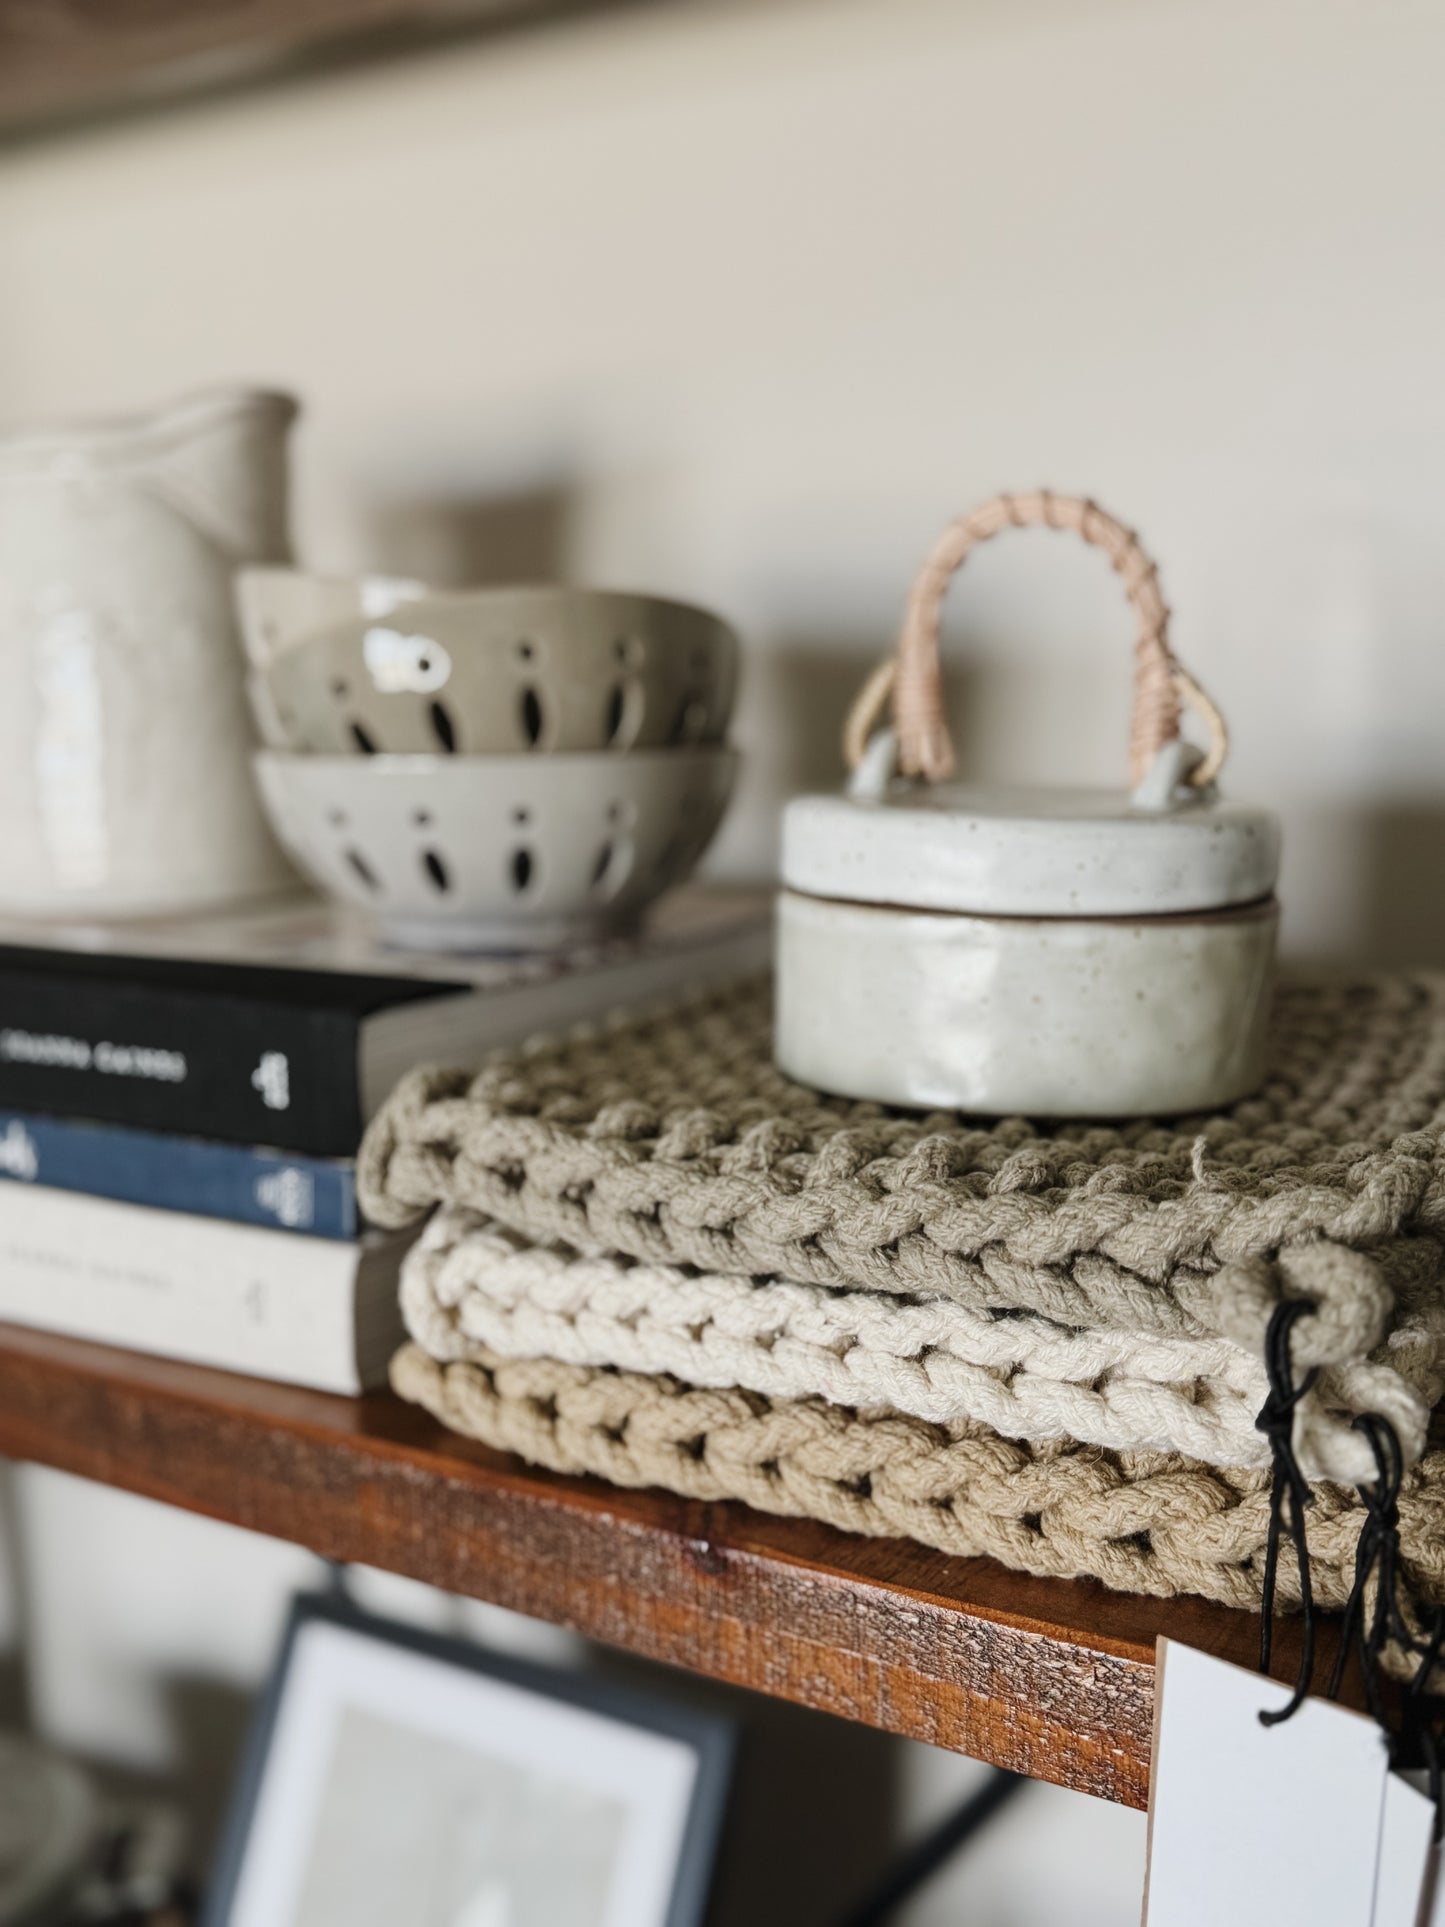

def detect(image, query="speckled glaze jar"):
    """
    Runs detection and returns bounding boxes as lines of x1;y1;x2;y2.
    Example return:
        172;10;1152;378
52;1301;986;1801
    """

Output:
775;493;1281;1118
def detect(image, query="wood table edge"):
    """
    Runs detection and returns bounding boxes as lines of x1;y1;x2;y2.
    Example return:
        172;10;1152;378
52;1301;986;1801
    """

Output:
0;1323;1296;1809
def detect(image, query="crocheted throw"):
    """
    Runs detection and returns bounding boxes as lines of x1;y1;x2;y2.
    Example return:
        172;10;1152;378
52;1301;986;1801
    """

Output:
390;1340;1445;1617
360;974;1445;1474
401;1207;1445;1479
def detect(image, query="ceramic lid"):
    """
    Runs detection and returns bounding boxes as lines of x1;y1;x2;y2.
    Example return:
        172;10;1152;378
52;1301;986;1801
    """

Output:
781;780;1280;918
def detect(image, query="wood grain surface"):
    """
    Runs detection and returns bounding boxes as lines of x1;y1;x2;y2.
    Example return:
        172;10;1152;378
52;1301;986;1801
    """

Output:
0;1321;1332;1808
0;0;631;134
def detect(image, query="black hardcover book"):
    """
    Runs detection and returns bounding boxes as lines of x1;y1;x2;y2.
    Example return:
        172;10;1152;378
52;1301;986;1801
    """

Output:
0;892;772;1158
0;948;452;1158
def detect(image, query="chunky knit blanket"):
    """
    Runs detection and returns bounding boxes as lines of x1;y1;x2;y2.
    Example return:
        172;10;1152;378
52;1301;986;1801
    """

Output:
360;975;1445;1481
389;1340;1445;1617
401;1207;1445;1478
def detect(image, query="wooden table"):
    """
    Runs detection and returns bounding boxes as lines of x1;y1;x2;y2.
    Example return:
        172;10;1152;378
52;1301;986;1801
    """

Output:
0;1320;1319;1810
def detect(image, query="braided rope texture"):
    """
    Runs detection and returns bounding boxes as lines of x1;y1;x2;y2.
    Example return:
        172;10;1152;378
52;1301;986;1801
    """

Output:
402;1208;1445;1481
890;490;1185;786
360;975;1445;1459
390;1340;1445;1616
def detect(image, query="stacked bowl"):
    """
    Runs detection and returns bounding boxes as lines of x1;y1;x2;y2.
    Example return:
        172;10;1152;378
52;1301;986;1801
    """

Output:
236;572;740;952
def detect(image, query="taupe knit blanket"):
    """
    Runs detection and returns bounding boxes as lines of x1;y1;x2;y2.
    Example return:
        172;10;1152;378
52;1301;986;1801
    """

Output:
360;975;1445;1479
389;1341;1445;1617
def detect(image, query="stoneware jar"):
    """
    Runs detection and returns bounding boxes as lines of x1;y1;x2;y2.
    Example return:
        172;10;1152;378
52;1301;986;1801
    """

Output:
776;491;1281;1118
0;386;298;918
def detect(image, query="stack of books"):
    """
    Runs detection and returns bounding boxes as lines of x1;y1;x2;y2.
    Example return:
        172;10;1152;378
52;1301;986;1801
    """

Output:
0;888;769;1393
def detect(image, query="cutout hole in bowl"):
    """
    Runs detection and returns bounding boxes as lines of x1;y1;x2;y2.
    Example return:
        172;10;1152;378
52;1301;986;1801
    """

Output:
345;847;380;891
350;720;379;754
428;700;458;753
511;847;536;893
519;687;545;748
604;680;645;751
670;697;708;745
422;848;451;893
590;837;635;902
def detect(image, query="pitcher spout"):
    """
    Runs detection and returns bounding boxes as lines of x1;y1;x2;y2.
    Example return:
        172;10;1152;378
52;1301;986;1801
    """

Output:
0;384;298;559
134;385;298;560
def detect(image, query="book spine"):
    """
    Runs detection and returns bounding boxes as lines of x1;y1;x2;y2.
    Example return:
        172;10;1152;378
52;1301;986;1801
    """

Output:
0;969;363;1156
0;1186;388;1394
0;1112;357;1240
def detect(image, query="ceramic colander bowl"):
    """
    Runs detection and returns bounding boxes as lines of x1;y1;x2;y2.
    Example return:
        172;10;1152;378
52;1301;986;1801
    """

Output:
250;586;739;757
253;746;738;951
237;568;429;749
234;567;427;672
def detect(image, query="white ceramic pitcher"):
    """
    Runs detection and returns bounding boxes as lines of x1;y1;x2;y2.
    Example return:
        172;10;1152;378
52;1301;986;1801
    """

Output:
0;386;300;917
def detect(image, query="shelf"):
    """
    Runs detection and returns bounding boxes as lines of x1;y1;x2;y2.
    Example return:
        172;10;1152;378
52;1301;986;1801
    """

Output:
0;0;625;139
0;1321;1320;1811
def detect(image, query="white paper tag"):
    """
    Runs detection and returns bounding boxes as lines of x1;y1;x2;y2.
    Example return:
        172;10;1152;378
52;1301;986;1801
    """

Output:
1375;1770;1438;1927
1144;1639;1392;1927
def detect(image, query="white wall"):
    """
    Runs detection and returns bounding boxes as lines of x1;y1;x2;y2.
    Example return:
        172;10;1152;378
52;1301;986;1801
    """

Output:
2;0;1442;1914
4;0;1445;958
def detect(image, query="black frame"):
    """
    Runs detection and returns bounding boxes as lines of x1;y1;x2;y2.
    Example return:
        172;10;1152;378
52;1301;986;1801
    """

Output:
203;1589;736;1927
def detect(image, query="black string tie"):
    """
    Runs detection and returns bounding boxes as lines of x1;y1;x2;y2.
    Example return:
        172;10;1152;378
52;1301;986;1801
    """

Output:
1404;1608;1445;1845
1322;1412;1445;1842
1255;1296;1319;1726
1327;1411;1408;1724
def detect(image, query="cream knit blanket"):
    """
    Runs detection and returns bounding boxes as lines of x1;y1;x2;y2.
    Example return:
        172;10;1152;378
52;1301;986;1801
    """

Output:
361;974;1445;1479
401;1207;1445;1478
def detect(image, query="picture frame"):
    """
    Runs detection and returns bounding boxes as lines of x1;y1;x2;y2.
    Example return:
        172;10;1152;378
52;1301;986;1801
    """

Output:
203;1590;735;1927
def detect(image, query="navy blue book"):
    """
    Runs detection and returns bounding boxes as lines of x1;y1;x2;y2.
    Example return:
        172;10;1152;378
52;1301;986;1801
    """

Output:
0;1109;357;1241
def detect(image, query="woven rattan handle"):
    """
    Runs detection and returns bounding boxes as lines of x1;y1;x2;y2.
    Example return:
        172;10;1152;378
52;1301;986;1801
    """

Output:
842;490;1228;789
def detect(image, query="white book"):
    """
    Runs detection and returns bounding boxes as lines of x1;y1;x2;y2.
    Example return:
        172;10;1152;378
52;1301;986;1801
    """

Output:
0;1184;405;1394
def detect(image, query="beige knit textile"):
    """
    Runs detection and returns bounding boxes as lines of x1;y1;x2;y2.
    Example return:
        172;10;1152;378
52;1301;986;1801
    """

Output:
360;974;1445;1479
401;1206;1445;1480
389;1339;1445;1617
